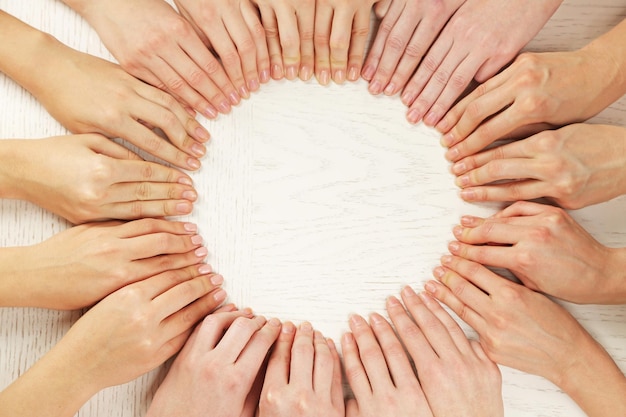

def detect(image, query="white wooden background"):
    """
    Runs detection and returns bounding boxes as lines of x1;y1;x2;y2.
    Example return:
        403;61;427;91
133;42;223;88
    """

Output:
1;1;625;416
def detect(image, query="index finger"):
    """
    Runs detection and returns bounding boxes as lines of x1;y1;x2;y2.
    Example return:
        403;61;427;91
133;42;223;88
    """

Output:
264;321;296;388
290;322;315;387
329;7;355;84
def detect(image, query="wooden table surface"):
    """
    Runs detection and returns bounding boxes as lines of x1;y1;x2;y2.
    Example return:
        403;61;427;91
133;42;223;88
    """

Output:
1;1;625;416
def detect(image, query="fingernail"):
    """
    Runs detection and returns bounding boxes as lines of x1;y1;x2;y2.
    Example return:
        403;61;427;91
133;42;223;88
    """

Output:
248;78;260;92
228;92;240;106
342;332;354;345
418;291;433;303
184;222;197;232
187;158;201;170
401;90;416;105
218;100;231;114
176;201;193;213
384;82;396;95
300;321;313;332
370;313;384;325
441;254;453;265
369;79;382;95
272;64;283;79
401;286;417;298
446;147;460;161
460;215;475;226
269;317;281;327
348;65;359;81
456;175;470;187
349;314;364;327
314;330;324;340
424;281;437;294
210;274;224;286
334;69;345;84
184;106;196;117
361;64;375;80
460;189;476;201
453;225;463;237
433;266;445;278
195;246;208;257
204;106;218;119
424;111;439;126
191;143;205;157
182;190;197;201
282;321;295;333
238;85;250;100
437;118;451;132
386;296;400;306
191;235;203;245
452;161;466;175
300;65;312;81
441;133;455;147
319;70;330;86
286;65;298;80
213;289;227;302
178;176;193;186
407;108;421;124
260;69;270;83
195;127;211;142
198;264;213;274
448;241;460;253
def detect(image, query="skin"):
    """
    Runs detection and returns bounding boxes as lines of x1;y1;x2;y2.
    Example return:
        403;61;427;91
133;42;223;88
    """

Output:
0;268;228;417
0;219;217;310
427;255;626;417
448;201;626;304
438;19;626;159
363;0;465;96
451;124;626;209
252;0;316;81
314;0;380;85
173;0;270;95
0;134;197;224
259;323;344;417
62;0;239;117
0;10;210;170
401;0;562;126
146;310;281;417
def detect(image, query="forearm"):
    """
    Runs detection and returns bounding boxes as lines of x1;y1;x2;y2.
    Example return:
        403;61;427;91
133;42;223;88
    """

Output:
604;247;626;304
0;140;33;201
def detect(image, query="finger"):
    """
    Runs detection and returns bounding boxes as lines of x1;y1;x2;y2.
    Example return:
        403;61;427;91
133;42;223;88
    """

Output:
450;142;530;176
102;198;194;219
329;7;354;84
451;222;525;245
274;4;301;80
368;311;417;386
436;255;503;308
237;317;282;373
327;338;344;408
213;315;268;363
258;5;284;80
374;0;392;18
224;6;262;94
242;2;270;89
456;158;546;188
108;181;197;207
341;331;372;397
362;0;403;82
194;309;254;350
87;134;143;161
349;314;391;393
124;230;204;260
117;218;198;238
447;240;515;271
313;330;333;395
386;295;436;363
458;180;552;203
297;0;316;81
422;278;486;334
405;287;472;353
494;200;550;218
132;250;210;284
290;322;315;388
134;264;211;299
264;321;296;388
314;2;333;85
153;273;226;318
111;158;195;187
345;8;371;84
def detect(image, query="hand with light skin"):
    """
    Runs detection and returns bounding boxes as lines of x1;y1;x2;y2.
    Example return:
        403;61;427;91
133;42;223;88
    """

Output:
314;0;380;85
343;313;435;417
61;0;240;117
252;0;316;81
173;0;270;96
0;267;228;417
448;201;626;304
0;134;197;224
0;10;211;171
388;286;504;417
402;0;562;126
362;0;465;96
146;310;282;417
427;255;626;417
0;219;216;310
259;322;344;417
451;124;626;209
438;18;626;159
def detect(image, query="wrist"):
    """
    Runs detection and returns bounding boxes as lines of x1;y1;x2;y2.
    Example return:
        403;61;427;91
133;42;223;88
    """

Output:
603;247;626;304
0;140;32;201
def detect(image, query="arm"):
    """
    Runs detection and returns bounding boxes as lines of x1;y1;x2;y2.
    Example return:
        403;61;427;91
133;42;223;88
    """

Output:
0;10;210;170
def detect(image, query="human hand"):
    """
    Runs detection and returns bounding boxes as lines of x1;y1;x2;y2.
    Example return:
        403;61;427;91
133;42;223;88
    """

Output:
447;201;626;304
362;0;465;95
451;123;626;209
438;51;618;161
387;286;504;417
426;255;626;416
314;0;379;85
146;310;281;417
343;314;434;417
259;322;344;417
402;0;562;125
2;219;213;310
251;0;315;82
173;0;269;95
0;134;196;224
64;0;239;117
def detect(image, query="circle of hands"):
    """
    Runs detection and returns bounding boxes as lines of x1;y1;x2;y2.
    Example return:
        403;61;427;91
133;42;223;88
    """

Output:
3;0;626;416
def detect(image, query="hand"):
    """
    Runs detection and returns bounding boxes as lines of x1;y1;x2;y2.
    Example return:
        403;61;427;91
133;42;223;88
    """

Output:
146;311;281;417
447;201;626;304
451;123;626;209
64;0;240;117
387;287;503;417
343;314;434;417
0;134;197;224
252;0;316;81
314;0;379;85
173;0;270;95
0;219;215;310
438;51;619;161
426;255;626;416
259;322;344;417
402;0;562;125
362;0;465;95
